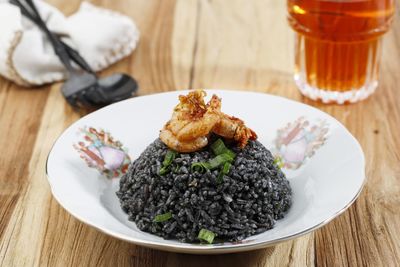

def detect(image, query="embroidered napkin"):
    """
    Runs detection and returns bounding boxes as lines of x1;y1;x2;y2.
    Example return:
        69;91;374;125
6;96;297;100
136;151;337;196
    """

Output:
0;0;139;86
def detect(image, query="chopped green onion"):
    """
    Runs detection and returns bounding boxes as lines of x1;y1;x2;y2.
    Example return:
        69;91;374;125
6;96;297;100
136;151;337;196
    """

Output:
159;150;177;175
211;139;236;159
191;162;210;172
191;139;235;184
163;150;177;166
222;161;232;173
211;139;227;155
273;156;284;169
159;166;170;175
198;229;215;244
207;153;234;169
224;149;236;159
217;162;231;183
153;212;172;222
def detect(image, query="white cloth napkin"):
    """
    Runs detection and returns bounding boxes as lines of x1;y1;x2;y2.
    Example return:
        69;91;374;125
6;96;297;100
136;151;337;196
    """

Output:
0;0;139;86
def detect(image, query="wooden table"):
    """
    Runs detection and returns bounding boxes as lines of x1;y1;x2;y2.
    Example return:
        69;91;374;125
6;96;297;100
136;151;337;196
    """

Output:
1;0;399;266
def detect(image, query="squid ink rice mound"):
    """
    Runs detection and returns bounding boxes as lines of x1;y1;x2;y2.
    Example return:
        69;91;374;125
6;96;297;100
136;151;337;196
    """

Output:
117;89;292;243
117;138;292;243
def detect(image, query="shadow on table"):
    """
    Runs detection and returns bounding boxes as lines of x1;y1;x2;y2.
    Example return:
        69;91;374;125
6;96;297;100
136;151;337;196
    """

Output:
130;245;276;267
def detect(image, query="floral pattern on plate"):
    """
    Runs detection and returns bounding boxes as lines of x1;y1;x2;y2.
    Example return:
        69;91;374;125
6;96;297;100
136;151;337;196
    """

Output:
73;126;131;178
273;117;329;170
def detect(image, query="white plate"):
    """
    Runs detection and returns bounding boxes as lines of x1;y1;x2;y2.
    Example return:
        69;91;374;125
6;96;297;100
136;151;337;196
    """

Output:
46;90;365;254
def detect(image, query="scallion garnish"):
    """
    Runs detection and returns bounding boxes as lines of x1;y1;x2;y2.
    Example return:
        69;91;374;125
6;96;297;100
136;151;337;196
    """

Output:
159;166;170;175
225;149;236;160
163;150;177;166
222;161;232;173
191;139;235;184
211;139;235;159
273;156;284;169
153;212;172;222
159;150;177;175
207;153;234;169
217;161;231;183
191;162;210;172
211;139;227;155
198;228;215;244
192;153;233;173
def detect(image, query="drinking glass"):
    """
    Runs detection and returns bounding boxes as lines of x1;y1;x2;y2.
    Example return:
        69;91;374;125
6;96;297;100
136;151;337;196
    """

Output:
287;0;395;104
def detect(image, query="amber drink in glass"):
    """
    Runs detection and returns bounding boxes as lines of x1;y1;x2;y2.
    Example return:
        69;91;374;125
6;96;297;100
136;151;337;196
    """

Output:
288;0;395;104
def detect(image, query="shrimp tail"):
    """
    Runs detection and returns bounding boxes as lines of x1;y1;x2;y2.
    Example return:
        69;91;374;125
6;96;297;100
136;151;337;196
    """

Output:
214;114;257;148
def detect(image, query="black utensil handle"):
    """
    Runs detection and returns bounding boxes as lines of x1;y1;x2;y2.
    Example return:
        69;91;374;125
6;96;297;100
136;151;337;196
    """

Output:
11;0;95;74
18;0;75;72
61;41;95;74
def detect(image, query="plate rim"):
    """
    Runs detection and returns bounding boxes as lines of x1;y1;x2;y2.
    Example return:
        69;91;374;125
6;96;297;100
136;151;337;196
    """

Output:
45;89;366;254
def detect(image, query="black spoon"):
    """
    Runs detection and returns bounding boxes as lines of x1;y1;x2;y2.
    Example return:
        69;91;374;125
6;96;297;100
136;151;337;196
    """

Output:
11;0;138;108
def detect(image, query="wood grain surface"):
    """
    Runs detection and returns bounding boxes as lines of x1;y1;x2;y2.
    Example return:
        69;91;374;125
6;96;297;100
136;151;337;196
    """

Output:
1;0;399;266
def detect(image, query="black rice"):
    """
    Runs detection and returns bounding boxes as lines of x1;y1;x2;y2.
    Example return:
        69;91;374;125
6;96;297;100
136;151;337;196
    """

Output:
116;138;292;243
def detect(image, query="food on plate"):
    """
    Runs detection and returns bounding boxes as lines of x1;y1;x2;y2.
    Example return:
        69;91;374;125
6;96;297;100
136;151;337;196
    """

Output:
159;90;257;152
117;90;292;243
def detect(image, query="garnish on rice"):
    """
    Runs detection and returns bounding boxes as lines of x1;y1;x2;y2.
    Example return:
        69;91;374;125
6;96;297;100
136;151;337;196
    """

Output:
159;90;257;152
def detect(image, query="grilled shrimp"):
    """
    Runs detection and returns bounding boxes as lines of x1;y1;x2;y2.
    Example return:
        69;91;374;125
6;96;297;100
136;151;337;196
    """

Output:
174;94;221;142
159;129;209;152
159;90;257;152
159;90;221;152
213;114;258;148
